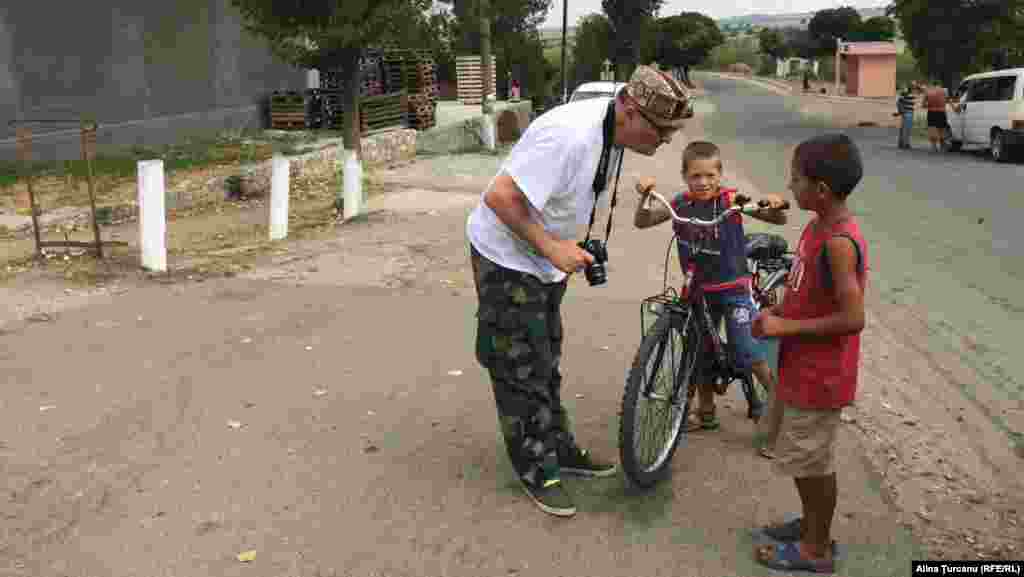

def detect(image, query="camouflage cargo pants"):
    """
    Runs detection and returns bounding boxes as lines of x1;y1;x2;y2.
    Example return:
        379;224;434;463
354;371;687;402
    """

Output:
470;245;573;488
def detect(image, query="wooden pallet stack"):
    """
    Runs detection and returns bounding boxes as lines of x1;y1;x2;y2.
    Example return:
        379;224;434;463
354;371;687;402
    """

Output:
407;53;438;129
456;55;496;105
269;91;307;130
318;89;345;130
360;53;385;97
382;51;407;95
407;93;435;130
308;48;442;133
360;91;407;133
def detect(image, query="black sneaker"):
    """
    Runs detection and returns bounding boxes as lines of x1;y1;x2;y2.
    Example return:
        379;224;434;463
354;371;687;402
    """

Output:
560;446;618;478
519;477;576;517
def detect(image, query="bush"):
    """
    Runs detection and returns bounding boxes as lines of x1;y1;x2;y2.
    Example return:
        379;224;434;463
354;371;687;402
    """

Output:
896;52;925;89
757;55;776;77
704;37;760;71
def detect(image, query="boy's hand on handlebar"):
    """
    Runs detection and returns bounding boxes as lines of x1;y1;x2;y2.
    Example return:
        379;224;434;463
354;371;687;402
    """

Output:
760;194;790;210
547;239;595;274
635;176;657;198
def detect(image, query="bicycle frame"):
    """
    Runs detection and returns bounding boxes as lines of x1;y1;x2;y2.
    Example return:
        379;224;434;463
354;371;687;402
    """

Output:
638;229;732;405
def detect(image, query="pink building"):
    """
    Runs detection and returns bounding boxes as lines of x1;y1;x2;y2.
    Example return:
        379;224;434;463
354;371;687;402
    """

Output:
839;42;898;98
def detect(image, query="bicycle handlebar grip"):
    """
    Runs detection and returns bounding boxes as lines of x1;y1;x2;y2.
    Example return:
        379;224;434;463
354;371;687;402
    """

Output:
754;199;792;210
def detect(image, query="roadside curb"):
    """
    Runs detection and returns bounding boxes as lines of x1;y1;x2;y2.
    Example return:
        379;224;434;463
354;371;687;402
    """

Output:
708;72;898;108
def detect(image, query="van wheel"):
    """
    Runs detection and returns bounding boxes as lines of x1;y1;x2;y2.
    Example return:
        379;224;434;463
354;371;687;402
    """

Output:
991;130;1008;163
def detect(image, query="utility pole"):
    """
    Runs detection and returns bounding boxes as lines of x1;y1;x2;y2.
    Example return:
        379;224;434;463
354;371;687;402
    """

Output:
561;0;568;103
834;37;843;96
480;0;495;149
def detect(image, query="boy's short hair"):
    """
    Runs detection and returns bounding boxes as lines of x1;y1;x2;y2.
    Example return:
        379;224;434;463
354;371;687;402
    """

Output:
793;134;863;198
682;141;722;173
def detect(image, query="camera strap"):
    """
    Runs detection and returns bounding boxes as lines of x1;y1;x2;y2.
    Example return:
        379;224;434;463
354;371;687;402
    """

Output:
585;99;624;245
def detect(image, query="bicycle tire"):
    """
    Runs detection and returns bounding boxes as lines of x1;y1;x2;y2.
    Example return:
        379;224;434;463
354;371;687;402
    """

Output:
619;311;699;488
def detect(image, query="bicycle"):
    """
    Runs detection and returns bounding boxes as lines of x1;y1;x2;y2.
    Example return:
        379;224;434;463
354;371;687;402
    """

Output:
618;192;793;488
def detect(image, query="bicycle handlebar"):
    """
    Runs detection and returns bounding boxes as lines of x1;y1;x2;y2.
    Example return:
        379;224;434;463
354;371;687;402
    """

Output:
646;191;790;227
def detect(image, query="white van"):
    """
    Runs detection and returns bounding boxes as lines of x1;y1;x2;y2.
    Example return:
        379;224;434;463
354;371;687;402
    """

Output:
946;68;1024;162
569;81;626;102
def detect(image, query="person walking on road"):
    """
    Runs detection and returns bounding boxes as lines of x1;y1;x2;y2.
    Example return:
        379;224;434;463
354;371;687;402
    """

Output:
467;65;692;517
923;82;949;152
895;84;916;149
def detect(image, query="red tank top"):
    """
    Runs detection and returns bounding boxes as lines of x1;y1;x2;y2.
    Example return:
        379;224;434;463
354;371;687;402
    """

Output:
777;216;868;409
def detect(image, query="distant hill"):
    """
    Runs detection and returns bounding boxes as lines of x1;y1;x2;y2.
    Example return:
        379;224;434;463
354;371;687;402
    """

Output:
537;6;894;48
718;6;888;30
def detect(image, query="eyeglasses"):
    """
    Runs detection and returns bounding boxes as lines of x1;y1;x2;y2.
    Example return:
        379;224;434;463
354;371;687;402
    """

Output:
636;107;677;139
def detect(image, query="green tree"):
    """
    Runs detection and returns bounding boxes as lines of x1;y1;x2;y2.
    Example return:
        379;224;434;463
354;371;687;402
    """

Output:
808;6;862;56
651;12;724;85
571;13;613;87
602;0;664;80
779;27;816;60
887;0;1021;89
758;27;792;61
856;16;897;41
230;0;432;152
443;0;554;99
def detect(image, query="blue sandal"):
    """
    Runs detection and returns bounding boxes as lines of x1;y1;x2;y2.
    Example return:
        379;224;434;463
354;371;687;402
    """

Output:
752;517;802;542
755;541;836;574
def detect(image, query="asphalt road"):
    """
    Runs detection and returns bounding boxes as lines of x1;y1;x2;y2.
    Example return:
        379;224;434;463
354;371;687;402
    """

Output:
695;73;1024;447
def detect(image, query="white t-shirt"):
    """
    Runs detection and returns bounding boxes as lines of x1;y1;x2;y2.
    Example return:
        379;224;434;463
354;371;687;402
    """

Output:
467;97;621;283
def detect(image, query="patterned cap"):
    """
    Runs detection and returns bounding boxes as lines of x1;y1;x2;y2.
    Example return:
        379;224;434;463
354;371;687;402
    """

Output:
625;65;693;128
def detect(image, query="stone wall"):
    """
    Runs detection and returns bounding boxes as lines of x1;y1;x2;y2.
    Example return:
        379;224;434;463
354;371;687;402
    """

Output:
0;128;420;238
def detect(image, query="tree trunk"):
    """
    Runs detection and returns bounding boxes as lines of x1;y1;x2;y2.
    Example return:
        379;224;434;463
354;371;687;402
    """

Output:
480;0;493;114
341;47;361;157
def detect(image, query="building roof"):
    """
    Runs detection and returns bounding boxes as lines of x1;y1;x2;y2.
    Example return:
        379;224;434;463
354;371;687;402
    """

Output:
840;42;898;56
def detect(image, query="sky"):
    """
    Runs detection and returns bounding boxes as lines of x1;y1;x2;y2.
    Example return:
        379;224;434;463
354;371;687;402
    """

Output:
540;0;887;29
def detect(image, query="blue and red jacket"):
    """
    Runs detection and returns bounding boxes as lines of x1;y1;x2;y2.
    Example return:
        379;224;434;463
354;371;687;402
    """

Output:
671;187;751;293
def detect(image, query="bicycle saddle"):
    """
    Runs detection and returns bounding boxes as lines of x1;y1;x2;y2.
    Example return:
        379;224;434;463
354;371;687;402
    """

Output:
745;233;788;261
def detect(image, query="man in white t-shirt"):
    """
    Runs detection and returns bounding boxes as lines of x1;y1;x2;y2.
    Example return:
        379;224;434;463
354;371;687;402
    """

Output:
467;65;693;517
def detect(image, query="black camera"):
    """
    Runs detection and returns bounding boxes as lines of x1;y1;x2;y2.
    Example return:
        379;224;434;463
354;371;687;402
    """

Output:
578;239;608;287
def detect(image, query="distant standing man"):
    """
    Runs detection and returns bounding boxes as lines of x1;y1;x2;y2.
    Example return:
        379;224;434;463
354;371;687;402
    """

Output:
895;84;916;149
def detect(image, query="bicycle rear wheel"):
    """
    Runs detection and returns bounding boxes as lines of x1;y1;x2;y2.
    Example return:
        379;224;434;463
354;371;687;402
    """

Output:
619;311;699;488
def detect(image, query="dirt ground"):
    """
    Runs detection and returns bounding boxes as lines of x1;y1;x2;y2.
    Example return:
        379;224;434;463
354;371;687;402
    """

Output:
1;88;1021;574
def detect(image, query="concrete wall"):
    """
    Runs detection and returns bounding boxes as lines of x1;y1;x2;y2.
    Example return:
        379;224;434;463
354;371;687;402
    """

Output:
845;55;897;98
0;0;306;162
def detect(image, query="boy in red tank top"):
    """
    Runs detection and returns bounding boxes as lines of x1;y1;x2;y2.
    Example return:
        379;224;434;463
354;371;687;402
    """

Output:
750;134;868;574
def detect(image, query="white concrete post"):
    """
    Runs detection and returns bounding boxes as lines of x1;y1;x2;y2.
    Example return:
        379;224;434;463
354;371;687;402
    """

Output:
480;114;496;151
342;147;363;220
137;159;167;272
269;155;290;240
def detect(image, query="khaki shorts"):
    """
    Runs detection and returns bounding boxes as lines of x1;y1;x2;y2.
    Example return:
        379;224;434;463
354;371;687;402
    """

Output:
769;403;842;478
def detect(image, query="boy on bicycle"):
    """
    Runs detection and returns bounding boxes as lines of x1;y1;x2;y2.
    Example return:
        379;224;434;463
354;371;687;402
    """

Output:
634;141;788;433
751;133;868;573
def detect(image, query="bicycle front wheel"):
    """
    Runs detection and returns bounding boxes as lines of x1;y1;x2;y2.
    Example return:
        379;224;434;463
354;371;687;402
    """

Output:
619;311;699;488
